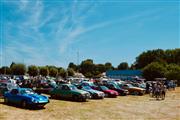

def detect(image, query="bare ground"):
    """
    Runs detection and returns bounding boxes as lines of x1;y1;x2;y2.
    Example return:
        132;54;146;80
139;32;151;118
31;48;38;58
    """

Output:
0;87;180;120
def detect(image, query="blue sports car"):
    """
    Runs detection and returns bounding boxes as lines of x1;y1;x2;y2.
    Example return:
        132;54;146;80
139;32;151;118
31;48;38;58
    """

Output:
4;88;49;108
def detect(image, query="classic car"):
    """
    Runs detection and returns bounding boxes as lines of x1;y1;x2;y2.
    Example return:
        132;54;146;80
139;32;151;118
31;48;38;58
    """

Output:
50;84;91;102
80;81;98;90
120;84;145;95
80;86;105;99
0;82;19;97
3;88;49;108
0;83;8;97
105;83;129;96
97;86;118;97
33;79;57;94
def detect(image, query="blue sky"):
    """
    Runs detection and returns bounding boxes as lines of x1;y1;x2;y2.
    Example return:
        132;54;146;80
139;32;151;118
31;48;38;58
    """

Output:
0;0;179;68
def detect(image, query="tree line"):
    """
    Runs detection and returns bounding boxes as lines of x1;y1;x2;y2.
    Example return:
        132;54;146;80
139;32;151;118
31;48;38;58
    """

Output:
0;62;74;78
0;48;180;84
136;48;180;85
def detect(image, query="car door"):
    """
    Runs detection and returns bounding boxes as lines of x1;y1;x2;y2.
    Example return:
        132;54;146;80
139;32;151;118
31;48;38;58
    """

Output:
108;84;115;90
8;89;21;104
61;85;71;99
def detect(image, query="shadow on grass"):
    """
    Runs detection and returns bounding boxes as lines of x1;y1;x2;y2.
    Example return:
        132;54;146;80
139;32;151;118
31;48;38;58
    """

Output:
149;98;165;101
50;97;92;103
0;100;46;110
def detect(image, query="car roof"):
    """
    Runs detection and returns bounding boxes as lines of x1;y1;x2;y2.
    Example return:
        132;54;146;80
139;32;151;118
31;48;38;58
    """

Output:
59;84;73;86
12;88;31;90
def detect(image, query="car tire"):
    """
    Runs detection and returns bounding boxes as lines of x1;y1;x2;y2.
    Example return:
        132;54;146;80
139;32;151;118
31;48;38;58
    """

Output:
105;93;108;97
73;95;78;102
134;91;139;95
4;97;9;104
51;94;56;99
21;100;28;108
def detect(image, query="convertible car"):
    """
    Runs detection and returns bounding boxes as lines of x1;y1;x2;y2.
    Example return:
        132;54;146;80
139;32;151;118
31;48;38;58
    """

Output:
50;84;91;102
4;88;49;108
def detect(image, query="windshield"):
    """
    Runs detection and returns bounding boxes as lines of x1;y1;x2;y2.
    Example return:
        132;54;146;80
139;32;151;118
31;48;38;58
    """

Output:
127;84;134;88
100;86;109;91
83;86;92;90
89;82;95;86
69;85;77;90
20;89;34;94
113;84;120;89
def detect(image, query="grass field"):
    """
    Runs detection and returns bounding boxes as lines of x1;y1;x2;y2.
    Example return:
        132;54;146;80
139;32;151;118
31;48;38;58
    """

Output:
0;88;180;120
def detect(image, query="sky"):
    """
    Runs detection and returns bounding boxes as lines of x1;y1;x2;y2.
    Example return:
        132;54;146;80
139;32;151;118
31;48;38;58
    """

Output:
0;0;179;68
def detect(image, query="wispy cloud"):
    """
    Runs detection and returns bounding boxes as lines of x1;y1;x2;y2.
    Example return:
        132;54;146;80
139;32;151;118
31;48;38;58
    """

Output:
58;7;162;53
2;0;163;67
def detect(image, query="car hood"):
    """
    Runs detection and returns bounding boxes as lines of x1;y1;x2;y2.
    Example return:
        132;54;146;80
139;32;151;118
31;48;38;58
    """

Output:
130;87;145;91
104;89;116;93
83;89;102;94
72;89;88;94
24;94;48;100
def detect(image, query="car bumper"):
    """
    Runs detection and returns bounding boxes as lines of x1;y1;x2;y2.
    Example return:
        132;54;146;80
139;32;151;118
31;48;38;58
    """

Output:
28;100;49;107
92;94;104;99
108;94;118;97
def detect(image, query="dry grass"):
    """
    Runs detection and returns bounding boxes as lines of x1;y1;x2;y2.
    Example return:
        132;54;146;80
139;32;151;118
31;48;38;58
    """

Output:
0;87;180;120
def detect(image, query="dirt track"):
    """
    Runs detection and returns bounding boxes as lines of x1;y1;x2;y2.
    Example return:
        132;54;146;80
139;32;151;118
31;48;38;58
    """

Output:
0;88;180;120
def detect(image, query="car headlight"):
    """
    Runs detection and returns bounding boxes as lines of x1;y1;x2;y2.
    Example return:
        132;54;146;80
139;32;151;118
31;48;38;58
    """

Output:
31;98;38;103
110;92;114;94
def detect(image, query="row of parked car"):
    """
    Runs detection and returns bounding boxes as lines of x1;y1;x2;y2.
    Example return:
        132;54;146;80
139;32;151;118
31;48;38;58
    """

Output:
1;79;147;109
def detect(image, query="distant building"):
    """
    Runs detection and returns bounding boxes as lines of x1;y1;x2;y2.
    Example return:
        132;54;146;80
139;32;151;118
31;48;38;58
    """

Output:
106;70;143;80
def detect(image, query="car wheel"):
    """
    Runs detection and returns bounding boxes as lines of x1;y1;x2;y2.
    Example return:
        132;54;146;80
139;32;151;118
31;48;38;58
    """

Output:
73;95;78;101
105;93;108;97
134;91;139;95
51;94;56;99
21;100;28;108
4;97;9;104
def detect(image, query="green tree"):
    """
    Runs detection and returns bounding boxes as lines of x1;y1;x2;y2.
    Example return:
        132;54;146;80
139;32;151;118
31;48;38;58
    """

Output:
11;63;26;75
117;62;129;70
10;62;16;68
80;59;95;78
58;68;67;78
135;49;166;69
39;66;49;76
67;68;75;76
165;64;180;85
49;67;58;77
0;66;11;75
28;65;38;76
143;62;167;81
68;62;77;71
105;62;113;71
135;49;180;69
96;64;106;73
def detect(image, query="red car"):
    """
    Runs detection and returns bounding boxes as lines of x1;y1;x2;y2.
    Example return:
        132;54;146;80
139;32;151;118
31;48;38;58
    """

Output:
97;86;118;97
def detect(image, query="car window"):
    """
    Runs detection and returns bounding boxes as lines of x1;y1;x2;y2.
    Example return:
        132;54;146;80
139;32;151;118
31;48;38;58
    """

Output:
62;85;70;90
20;89;34;94
69;85;77;90
109;84;114;88
100;86;109;91
83;86;91;90
82;83;88;86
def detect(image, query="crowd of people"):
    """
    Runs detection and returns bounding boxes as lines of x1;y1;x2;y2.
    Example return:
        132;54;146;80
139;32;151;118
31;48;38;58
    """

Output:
146;80;176;100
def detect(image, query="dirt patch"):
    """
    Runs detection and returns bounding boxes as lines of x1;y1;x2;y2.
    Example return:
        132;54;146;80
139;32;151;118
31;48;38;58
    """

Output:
0;88;180;120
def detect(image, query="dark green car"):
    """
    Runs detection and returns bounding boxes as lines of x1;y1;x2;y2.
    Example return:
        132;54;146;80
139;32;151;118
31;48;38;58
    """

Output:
50;84;91;102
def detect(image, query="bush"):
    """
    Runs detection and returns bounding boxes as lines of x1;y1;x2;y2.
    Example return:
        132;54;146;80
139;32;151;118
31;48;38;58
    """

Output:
143;62;167;81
